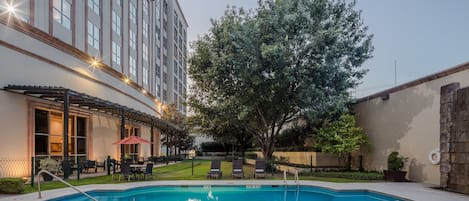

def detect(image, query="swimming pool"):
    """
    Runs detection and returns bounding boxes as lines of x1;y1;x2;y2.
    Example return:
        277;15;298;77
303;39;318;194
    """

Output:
48;185;405;201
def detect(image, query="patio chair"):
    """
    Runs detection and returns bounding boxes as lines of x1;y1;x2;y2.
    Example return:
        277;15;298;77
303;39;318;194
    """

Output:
232;160;243;178
142;163;154;180
254;160;266;179
206;160;222;179
118;163;133;182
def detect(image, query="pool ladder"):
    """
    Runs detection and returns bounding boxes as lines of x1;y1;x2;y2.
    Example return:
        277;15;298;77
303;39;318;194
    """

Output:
283;170;300;190
37;170;97;201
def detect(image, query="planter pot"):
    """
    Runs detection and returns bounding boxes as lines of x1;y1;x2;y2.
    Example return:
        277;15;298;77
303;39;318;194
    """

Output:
42;174;53;182
384;170;407;182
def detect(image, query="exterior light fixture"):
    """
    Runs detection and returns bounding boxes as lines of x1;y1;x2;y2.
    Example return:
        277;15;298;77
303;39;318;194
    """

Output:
6;5;16;14
90;58;99;67
124;78;130;84
142;89;147;94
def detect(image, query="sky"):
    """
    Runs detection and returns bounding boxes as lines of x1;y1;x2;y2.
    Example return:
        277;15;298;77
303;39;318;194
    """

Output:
178;0;469;98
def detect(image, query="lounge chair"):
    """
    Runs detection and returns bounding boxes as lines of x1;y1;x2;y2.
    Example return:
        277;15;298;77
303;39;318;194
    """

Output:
254;160;266;179
206;160;222;179
232;160;243;178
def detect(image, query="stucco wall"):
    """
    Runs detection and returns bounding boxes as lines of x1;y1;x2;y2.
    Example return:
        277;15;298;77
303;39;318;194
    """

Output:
91;114;119;162
353;66;469;185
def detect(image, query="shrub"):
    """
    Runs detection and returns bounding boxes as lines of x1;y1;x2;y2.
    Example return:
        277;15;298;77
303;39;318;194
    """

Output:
0;178;25;194
225;156;239;162
302;171;384;180
387;152;408;171
39;158;61;174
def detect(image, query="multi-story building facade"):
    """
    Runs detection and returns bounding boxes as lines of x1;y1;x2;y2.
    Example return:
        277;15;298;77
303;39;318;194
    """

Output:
0;0;187;178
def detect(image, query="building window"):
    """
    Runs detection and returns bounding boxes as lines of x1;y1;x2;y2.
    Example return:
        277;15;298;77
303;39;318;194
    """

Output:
174;93;178;107
143;21;148;38
87;21;100;50
163;89;167;102
116;0;120;6
34;109;87;162
129;30;136;49
143;66;148;85
163;72;167;84
112;41;121;66
143;0;148;16
156;64;161;77
179;67;183;79
53;0;72;29
163;55;167;66
124;127;140;161
174;77;178;91
174;61;178;74
112;10;121;36
142;44;148;61
129;56;136;78
88;0;99;15
163;36;167;49
157;84;161;98
179;82;182;93
129;2;136;24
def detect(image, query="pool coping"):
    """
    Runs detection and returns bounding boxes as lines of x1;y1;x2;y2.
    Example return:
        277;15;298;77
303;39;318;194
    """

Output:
2;180;468;201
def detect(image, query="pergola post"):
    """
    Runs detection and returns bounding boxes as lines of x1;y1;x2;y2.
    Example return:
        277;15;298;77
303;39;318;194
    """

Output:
63;89;70;179
120;109;126;164
150;118;154;158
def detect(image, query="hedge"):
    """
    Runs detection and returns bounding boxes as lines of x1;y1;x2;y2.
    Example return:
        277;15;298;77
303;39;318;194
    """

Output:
0;178;25;194
301;171;384;180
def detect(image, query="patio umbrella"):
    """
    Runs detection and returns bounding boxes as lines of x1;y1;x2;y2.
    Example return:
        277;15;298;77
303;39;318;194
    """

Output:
113;136;151;145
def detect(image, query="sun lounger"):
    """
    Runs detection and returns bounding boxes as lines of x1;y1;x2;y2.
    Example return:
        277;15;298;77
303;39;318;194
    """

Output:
207;160;223;179
254;160;266;178
232;160;243;178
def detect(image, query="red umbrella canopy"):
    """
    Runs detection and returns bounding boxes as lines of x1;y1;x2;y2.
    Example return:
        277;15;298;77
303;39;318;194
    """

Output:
113;136;151;145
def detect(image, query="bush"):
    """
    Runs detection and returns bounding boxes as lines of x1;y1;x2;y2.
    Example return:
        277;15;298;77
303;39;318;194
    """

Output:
39;158;61;174
302;171;384;180
0;178;25;194
387;152;408;171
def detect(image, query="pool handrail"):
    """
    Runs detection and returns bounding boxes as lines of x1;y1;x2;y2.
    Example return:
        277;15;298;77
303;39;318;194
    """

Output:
37;169;97;201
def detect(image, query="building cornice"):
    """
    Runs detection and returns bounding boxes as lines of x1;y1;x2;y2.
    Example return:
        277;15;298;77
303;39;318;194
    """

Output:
354;61;469;104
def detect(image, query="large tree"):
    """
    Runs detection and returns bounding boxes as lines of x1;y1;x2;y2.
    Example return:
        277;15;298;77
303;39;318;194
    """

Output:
189;0;373;161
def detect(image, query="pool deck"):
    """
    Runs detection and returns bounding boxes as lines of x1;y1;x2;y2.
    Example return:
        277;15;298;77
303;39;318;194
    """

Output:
1;180;468;201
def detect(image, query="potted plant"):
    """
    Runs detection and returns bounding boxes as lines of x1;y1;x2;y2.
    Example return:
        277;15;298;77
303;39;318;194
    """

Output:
384;151;408;182
39;158;61;181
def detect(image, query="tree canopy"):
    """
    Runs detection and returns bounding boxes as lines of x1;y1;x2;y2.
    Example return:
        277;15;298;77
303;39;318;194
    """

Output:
188;0;373;161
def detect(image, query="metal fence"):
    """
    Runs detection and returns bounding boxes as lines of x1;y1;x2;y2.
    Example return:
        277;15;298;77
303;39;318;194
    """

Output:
0;158;30;178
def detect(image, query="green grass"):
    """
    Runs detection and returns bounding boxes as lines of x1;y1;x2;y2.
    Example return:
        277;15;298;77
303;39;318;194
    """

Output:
22;160;382;193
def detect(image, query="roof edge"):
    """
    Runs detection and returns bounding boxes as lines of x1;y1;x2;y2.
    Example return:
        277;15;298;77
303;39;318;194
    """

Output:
175;0;189;27
354;61;469;104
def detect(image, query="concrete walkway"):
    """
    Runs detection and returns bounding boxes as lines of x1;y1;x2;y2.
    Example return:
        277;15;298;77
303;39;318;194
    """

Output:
2;180;468;201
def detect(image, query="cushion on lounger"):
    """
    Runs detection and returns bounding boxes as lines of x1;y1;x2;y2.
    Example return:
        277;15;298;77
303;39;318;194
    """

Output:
211;169;220;172
233;169;242;173
255;169;265;173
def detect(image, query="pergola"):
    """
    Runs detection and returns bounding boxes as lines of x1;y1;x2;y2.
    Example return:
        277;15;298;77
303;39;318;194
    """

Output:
4;85;182;179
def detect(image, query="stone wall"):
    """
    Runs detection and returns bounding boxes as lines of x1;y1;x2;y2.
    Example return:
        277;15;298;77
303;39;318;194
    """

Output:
440;83;469;194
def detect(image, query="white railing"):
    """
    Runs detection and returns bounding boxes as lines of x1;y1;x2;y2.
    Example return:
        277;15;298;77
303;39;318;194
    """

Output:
37;170;97;201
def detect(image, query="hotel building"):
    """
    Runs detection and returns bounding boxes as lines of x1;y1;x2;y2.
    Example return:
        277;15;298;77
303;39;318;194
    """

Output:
0;0;188;178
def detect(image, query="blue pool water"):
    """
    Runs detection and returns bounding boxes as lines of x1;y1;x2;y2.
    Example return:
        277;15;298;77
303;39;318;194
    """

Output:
49;185;404;201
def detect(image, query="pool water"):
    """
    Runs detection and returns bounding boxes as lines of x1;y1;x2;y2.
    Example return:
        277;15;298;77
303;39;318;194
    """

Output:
49;185;404;201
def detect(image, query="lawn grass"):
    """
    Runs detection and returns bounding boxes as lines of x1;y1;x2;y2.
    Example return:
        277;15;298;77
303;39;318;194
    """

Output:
22;160;381;193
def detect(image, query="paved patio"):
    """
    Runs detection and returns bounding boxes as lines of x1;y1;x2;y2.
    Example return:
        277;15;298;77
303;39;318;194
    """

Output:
2;180;468;201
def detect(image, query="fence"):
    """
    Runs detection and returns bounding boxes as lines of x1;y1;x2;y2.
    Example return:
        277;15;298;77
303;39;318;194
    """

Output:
253;151;345;167
0;158;30;178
